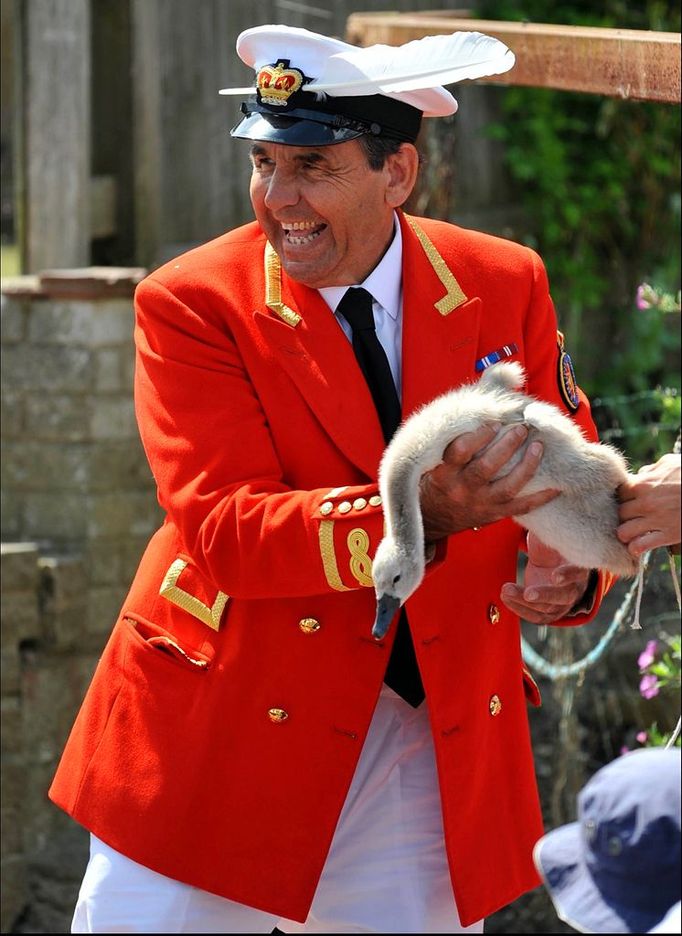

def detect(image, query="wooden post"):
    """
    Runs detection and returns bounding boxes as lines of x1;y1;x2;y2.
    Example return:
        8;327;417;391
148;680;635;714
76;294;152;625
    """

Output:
20;0;91;272
130;0;162;270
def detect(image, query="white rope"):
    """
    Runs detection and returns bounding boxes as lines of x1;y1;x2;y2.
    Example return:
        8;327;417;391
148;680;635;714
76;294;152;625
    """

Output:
630;555;647;629
666;718;681;749
668;549;681;612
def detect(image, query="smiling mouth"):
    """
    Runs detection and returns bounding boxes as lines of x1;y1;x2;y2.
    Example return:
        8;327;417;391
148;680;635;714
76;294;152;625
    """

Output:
281;221;326;246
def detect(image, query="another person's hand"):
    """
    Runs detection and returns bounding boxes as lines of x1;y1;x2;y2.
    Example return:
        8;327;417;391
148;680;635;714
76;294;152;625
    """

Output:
500;532;591;624
617;453;682;556
419;422;559;542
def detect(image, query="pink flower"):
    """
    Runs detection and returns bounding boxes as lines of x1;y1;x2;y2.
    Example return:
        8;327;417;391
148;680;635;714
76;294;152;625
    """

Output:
636;731;648;744
636;283;655;310
620;745;630;755
638;640;659;671
639;673;660;700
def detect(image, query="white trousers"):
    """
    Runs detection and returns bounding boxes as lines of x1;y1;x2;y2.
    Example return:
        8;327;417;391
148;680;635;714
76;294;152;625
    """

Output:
72;686;484;934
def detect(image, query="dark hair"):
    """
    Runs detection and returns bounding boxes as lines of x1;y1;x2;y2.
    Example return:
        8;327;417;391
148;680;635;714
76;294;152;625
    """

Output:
357;135;425;173
357;135;404;170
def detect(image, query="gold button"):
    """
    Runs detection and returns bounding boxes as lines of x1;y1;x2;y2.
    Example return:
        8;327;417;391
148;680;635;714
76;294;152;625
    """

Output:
298;617;321;634
320;501;333;516
368;495;382;507
353;497;367;511
268;708;289;723
488;604;501;625
338;501;352;514
489;695;502;717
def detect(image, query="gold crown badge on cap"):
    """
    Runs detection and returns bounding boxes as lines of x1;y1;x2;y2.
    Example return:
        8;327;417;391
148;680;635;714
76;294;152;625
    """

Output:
256;60;304;106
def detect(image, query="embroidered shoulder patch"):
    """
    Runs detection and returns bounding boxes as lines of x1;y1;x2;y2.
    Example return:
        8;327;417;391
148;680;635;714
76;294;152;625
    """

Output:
557;331;580;412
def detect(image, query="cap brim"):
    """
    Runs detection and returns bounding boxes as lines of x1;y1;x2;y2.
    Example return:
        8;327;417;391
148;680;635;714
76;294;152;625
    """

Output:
533;825;669;934
230;111;365;146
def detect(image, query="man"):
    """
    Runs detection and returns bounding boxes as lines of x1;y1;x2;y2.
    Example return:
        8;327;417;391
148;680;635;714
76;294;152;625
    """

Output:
50;24;612;934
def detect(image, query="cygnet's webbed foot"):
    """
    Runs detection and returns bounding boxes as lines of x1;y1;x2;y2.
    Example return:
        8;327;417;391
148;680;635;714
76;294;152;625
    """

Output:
372;595;401;640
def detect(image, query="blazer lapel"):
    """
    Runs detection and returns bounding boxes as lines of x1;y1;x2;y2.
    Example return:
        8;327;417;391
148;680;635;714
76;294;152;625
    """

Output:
400;214;481;419
254;244;385;479
253;222;481;478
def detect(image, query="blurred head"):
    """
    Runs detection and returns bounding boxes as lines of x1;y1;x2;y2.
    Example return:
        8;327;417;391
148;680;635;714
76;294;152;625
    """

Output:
533;747;681;934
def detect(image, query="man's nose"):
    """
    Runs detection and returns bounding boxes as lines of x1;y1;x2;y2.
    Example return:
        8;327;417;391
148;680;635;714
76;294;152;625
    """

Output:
263;169;300;211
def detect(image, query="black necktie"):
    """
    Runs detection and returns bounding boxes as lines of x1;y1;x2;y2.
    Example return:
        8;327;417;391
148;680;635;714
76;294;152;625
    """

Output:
337;287;425;707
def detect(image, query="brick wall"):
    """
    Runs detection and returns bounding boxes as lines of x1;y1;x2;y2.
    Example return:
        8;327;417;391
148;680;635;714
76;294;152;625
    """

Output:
0;269;162;932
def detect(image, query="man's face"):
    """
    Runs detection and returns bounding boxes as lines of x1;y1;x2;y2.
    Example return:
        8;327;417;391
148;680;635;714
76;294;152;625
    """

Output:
249;139;399;289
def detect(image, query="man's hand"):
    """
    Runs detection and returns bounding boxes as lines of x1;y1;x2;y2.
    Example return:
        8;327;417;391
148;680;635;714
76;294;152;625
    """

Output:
419;422;559;542
617;453;681;556
501;532;591;624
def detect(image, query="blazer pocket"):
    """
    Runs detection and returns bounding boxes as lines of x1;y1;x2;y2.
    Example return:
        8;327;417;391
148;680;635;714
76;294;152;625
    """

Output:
123;613;214;674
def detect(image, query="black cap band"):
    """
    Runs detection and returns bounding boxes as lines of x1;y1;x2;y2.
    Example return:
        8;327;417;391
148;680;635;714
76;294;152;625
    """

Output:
231;91;423;145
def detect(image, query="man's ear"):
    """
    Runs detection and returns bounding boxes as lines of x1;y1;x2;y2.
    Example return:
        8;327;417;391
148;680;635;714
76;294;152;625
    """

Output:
384;144;420;209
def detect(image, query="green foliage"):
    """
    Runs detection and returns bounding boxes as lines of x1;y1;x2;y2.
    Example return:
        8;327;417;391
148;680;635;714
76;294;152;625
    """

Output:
641;722;681;748
476;1;681;466
477;0;680;32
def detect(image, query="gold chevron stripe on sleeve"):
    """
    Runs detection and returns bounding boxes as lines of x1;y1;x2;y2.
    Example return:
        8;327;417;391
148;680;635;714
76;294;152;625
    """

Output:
319;520;352;592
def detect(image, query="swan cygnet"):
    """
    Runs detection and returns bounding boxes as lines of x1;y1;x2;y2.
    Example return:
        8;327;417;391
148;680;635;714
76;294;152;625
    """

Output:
371;360;637;640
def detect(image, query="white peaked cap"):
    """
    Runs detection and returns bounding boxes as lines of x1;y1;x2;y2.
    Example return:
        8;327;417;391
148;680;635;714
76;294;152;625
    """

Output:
222;24;516;114
222;24;515;146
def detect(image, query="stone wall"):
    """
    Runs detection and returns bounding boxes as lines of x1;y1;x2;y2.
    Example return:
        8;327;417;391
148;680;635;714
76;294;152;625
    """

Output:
1;269;162;932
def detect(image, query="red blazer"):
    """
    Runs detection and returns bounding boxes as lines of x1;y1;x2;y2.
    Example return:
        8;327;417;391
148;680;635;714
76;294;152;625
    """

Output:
49;212;610;926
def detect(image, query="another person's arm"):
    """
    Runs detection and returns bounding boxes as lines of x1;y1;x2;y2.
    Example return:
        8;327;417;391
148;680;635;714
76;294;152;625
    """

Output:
617;452;681;555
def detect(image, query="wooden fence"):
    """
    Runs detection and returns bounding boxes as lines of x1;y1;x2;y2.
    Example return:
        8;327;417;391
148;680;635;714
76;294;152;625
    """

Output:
4;2;680;273
5;0;468;273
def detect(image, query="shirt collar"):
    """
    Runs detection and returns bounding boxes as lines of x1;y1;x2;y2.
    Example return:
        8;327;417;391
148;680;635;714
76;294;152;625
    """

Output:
318;213;403;320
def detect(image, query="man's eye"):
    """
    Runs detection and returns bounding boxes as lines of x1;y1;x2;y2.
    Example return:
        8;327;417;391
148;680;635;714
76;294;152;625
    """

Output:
300;157;326;172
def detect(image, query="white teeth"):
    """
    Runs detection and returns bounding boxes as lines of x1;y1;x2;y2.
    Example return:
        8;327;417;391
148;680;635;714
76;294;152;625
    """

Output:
288;230;322;245
283;221;319;231
282;221;324;245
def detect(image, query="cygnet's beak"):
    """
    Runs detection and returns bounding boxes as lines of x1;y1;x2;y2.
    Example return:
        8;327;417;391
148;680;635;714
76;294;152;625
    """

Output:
372;595;401;640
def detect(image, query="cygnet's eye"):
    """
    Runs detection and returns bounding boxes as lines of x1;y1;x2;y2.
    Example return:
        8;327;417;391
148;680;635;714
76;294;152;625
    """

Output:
392;574;401;585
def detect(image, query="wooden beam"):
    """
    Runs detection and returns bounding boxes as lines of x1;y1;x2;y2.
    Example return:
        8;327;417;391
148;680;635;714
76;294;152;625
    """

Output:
345;14;681;104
